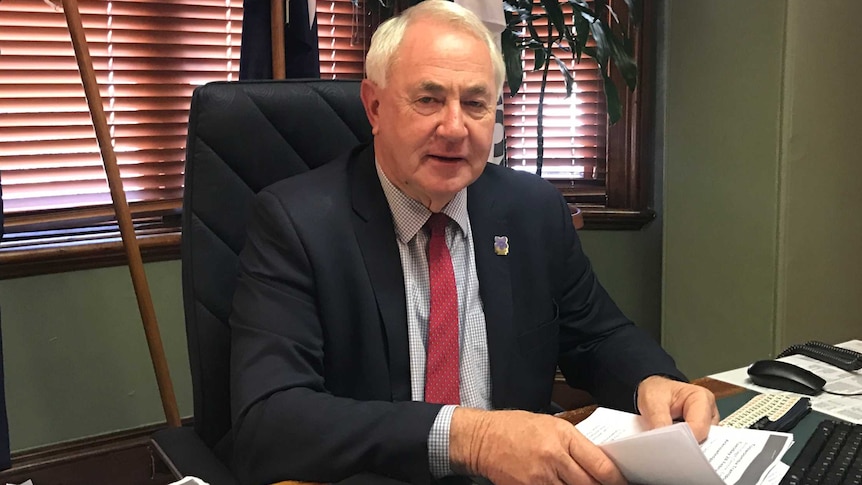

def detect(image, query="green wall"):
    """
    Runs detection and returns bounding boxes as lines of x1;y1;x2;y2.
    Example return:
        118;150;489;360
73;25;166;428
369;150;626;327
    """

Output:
663;0;862;378
581;227;663;342
0;261;192;451
777;1;862;348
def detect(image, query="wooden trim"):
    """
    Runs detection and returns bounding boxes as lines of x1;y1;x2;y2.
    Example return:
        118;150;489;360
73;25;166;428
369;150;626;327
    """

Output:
557;377;744;426
581;207;656;230
0;420;189;485
3;200;181;233
0;231;181;280
0;205;652;282
605;0;656;211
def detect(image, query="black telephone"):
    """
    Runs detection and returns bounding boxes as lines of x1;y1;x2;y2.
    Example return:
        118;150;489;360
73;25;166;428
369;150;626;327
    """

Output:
777;341;862;372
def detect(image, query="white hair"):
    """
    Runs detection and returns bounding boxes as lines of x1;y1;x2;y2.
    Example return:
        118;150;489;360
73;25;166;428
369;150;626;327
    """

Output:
365;0;505;96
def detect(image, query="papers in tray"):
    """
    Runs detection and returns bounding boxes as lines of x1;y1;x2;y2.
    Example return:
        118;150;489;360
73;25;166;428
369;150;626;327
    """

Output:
710;339;862;424
575;408;793;485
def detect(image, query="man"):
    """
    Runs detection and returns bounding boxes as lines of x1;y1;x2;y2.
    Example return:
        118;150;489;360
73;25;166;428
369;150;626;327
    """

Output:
229;1;719;484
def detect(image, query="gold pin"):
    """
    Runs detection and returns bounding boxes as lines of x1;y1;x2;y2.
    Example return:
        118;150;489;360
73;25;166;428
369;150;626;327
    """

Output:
494;236;509;256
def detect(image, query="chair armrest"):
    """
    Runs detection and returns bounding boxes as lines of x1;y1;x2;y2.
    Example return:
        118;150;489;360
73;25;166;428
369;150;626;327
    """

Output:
151;427;239;485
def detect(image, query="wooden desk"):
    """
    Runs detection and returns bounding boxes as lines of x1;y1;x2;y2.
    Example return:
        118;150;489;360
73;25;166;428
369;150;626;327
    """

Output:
556;376;742;426
272;378;743;485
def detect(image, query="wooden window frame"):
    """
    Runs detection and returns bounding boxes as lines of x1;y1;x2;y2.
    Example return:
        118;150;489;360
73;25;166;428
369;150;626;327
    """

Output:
0;0;240;278
0;0;655;279
574;0;657;230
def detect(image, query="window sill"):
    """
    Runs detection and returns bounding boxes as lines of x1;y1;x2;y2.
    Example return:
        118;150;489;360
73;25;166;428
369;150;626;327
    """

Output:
0;207;653;280
0;230;180;280
581;207;657;230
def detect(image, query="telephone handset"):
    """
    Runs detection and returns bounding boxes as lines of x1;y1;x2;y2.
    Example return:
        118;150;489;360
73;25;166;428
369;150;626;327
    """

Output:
777;341;862;372
719;393;811;432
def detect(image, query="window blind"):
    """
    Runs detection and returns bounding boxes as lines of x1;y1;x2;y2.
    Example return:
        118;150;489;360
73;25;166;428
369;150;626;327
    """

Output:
316;0;365;80
504;2;609;204
0;0;242;227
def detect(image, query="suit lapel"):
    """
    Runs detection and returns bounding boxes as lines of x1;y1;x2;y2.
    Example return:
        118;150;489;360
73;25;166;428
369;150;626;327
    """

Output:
468;171;514;409
349;146;412;402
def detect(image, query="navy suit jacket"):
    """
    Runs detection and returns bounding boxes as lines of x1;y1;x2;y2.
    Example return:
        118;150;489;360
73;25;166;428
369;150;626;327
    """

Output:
228;144;684;485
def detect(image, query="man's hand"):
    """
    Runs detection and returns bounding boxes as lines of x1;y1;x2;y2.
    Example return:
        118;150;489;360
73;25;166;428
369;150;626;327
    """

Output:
636;376;719;442
450;407;626;485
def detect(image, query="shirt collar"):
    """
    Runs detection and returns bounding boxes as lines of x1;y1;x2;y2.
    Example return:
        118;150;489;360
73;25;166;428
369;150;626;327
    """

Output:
375;161;469;244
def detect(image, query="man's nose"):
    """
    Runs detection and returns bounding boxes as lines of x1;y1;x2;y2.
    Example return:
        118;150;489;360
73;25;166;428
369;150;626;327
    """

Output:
436;101;468;140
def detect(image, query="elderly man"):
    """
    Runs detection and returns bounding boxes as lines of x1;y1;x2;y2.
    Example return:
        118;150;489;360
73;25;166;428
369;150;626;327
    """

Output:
228;1;719;484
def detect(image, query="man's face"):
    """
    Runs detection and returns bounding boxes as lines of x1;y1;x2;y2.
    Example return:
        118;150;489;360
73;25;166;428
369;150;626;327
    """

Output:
360;18;497;211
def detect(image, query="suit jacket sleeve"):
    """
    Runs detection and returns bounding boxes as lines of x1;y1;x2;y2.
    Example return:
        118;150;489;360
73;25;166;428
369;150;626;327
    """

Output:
549;193;686;412
229;190;442;485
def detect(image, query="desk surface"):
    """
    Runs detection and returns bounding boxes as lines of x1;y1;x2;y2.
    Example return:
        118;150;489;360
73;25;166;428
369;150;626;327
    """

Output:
273;377;746;485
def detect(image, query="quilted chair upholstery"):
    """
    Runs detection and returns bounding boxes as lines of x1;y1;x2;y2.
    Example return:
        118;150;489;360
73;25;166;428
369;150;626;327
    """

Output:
151;79;372;485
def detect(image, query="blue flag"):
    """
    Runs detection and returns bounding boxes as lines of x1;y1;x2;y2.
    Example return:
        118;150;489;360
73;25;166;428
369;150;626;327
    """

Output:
240;0;320;80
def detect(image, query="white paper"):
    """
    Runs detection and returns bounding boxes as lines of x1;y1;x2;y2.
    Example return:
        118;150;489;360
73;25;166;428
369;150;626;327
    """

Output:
710;339;862;424
576;408;792;485
702;426;793;484
759;461;789;485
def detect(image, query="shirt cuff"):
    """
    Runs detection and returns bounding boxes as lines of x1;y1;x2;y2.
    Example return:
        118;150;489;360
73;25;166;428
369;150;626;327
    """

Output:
428;404;457;478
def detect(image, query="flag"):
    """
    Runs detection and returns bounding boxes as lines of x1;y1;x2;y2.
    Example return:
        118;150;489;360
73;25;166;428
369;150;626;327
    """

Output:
454;0;507;165
240;0;320;80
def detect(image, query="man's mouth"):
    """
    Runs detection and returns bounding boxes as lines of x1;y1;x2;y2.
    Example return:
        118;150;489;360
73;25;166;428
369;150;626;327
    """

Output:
428;154;465;162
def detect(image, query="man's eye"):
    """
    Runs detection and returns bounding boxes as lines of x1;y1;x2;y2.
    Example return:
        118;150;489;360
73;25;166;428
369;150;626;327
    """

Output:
418;97;438;104
465;100;488;110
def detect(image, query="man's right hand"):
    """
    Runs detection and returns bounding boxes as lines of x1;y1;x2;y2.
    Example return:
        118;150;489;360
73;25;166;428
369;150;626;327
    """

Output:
449;407;627;485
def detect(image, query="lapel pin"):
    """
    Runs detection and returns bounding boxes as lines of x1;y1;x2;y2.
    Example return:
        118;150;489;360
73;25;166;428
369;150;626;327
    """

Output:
494;236;509;256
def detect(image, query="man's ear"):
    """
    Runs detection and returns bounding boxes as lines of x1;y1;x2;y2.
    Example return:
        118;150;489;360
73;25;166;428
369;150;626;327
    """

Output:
360;79;381;135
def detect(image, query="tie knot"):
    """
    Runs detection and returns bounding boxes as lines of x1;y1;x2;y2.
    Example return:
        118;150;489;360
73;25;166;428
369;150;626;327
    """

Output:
427;213;449;236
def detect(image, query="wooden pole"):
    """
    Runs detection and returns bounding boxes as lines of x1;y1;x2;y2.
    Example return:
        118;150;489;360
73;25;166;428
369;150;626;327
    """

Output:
271;0;286;79
61;0;181;428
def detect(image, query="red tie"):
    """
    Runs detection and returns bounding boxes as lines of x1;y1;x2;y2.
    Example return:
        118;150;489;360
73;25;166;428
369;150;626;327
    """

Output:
424;213;460;405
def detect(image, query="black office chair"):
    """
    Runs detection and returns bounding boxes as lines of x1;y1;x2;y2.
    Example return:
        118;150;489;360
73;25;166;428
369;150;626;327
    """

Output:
151;79;373;485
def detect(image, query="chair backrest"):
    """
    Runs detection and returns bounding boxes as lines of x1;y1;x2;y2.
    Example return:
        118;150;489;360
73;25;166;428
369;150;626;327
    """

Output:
182;79;372;449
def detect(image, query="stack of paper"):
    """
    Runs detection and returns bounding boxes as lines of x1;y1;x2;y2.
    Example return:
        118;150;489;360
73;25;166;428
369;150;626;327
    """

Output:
710;339;862;424
576;408;792;485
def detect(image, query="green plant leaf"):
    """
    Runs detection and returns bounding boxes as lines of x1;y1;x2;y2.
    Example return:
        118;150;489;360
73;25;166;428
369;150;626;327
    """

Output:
605;24;637;90
554;58;574;98
622;0;643;24
558;22;577;55
539;0;568;44
602;70;622;125
594;0;608;15
605;3;620;24
501;28;524;96
502;3;526;16
572;12;590;62
588;18;611;62
503;1;535;27
533;47;547;71
540;0;575;49
569;1;597;23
